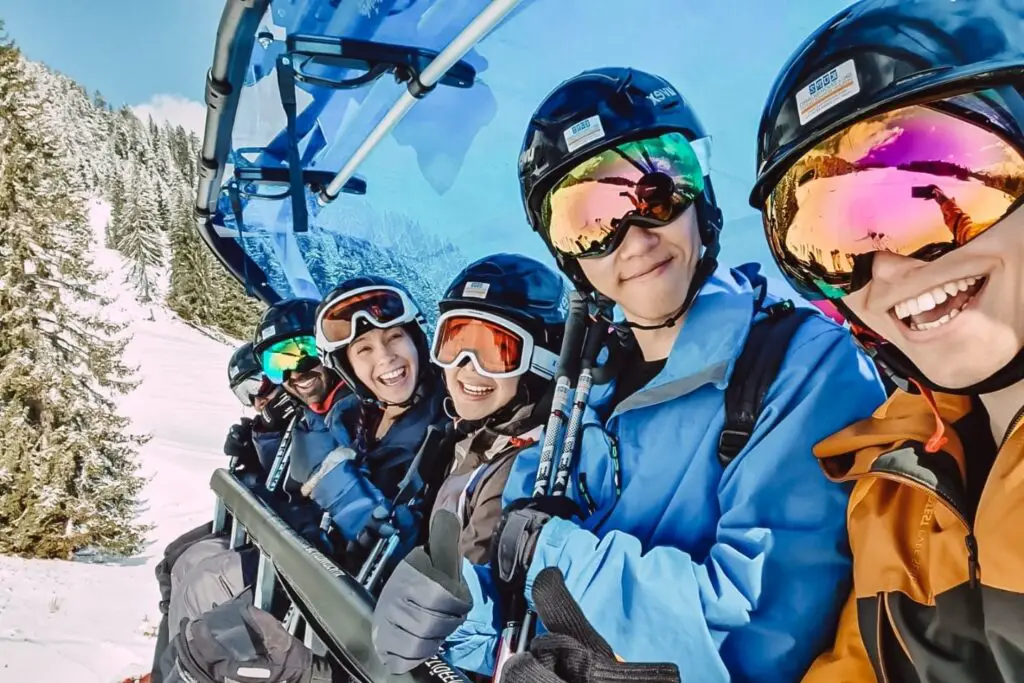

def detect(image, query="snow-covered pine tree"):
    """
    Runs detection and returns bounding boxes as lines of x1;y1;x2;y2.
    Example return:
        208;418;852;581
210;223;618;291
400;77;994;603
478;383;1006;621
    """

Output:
0;33;147;559
116;161;165;303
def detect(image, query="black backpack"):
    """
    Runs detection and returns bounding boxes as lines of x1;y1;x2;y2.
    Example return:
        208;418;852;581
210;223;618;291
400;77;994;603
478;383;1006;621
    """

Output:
718;296;816;468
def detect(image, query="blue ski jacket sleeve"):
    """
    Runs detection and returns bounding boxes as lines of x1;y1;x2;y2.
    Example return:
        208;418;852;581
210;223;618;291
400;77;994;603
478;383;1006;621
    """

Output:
523;320;883;683
304;389;446;542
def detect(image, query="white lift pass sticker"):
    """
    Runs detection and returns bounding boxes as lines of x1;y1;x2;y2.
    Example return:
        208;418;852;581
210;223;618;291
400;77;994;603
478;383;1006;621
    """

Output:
796;59;861;126
563;115;606;153
462;281;490;299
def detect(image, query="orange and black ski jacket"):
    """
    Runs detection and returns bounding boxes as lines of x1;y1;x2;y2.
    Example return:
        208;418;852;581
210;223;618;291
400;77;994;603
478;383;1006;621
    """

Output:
803;390;1022;683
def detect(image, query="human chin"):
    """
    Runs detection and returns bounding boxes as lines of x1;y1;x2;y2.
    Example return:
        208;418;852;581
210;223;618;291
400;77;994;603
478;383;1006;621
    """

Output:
372;360;416;404
619;255;696;321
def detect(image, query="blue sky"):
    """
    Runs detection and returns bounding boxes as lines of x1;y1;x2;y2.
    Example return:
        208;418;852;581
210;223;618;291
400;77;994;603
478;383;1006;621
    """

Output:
0;0;221;130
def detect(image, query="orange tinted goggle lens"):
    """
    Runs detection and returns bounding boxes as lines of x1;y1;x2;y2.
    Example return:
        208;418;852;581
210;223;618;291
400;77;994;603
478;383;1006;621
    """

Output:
435;317;524;375
320;290;406;344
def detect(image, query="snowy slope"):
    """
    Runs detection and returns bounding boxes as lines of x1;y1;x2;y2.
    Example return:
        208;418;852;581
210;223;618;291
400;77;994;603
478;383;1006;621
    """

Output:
0;200;244;682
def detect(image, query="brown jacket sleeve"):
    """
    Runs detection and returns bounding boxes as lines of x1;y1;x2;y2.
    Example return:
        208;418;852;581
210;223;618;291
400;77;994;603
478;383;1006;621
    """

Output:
802;590;876;683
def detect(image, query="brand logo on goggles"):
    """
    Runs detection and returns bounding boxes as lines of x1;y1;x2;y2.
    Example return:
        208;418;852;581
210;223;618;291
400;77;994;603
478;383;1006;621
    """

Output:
646;86;677;106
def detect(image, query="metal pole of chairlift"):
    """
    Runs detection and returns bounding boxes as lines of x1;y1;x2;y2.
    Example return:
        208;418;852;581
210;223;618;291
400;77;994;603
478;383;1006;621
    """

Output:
318;0;525;204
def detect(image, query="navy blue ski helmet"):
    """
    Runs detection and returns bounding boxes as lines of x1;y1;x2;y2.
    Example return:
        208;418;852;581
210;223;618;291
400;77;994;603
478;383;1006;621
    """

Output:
518;67;723;290
751;0;1024;211
252;298;319;356
440;253;567;356
227;341;262;389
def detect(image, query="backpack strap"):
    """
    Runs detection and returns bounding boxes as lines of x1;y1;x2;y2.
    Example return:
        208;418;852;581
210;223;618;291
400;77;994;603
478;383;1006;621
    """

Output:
718;300;817;468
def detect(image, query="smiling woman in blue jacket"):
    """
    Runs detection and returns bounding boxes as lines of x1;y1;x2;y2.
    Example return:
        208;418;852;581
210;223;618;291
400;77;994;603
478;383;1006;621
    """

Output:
386;68;887;683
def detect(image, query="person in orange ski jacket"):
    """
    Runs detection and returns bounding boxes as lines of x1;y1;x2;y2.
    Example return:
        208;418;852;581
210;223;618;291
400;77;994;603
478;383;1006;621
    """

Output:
750;1;1024;680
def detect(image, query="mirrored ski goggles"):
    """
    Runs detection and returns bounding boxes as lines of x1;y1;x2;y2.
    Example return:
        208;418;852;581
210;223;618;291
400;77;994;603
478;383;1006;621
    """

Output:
540;132;709;259
763;88;1024;300
430;309;558;380
260;335;320;385
230;374;273;407
316;286;418;355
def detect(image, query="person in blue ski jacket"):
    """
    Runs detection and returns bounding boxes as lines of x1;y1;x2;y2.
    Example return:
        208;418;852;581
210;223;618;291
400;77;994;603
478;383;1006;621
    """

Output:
370;253;613;675
488;67;887;683
293;277;446;549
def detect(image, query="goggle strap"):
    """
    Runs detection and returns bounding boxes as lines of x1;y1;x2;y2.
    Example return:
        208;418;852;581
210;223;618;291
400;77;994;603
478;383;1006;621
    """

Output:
529;346;559;379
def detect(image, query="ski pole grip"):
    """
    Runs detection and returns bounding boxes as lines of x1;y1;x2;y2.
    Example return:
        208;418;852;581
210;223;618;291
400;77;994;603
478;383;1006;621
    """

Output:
581;316;609;369
557;291;590;382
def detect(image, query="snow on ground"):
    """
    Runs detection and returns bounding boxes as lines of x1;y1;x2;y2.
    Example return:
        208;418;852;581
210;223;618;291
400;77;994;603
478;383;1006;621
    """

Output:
0;199;244;682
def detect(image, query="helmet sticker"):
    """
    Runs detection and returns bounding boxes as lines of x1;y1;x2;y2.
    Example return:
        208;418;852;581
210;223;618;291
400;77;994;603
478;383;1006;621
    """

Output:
563;114;606;153
259;323;276;340
795;59;861;126
462;281;490;299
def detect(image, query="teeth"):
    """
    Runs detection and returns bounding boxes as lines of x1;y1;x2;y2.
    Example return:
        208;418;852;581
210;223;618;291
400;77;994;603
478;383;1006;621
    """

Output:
378;367;407;384
462;383;493;396
893;277;983;320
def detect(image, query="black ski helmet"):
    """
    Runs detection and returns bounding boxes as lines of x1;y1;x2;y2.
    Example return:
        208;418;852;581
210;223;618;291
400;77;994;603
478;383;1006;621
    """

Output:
749;0;1024;395
315;275;431;404
227;341;262;389
518;67;724;293
439;252;567;374
252;298;320;357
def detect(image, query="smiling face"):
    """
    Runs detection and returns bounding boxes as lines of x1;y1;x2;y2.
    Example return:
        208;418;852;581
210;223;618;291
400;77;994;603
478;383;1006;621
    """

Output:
577;204;701;326
843;207;1024;389
283;363;331;405
443;363;520;421
345;326;420;404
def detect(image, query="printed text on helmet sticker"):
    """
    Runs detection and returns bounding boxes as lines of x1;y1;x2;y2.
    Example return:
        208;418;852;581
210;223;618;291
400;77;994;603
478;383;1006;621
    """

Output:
563;115;606;153
795;59;861;126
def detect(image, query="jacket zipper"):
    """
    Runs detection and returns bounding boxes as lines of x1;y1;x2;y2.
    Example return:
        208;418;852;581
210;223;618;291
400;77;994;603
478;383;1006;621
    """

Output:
875;594;890;683
998;403;1024;450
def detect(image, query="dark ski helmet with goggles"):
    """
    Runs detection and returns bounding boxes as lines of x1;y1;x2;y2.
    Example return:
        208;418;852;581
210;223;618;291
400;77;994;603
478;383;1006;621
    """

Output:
750;0;1024;395
518;67;724;329
314;276;432;407
433;253;567;418
252;298;322;385
227;341;268;407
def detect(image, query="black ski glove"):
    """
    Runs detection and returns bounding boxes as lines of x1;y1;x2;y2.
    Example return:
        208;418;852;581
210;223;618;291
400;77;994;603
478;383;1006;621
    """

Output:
503;568;681;683
490;497;580;608
223;417;262;474
255;390;300;433
371;510;471;675
173;598;334;683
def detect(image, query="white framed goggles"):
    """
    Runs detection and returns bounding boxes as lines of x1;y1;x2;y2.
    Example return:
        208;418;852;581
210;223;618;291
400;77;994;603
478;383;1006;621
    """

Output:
315;285;420;359
430;308;558;380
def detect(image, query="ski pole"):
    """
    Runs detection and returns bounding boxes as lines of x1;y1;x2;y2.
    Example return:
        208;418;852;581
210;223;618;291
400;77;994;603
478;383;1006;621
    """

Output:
508;312;610;661
550;313;609;499
531;292;589;497
357;424;448;592
492;292;590;682
265;414;300;494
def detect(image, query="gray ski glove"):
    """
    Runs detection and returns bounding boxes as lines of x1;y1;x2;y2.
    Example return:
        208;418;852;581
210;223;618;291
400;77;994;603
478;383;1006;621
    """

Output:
371;510;472;675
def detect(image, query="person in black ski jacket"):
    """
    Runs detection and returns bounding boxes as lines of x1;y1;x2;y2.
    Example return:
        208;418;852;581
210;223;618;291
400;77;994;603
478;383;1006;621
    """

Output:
153;301;348;683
